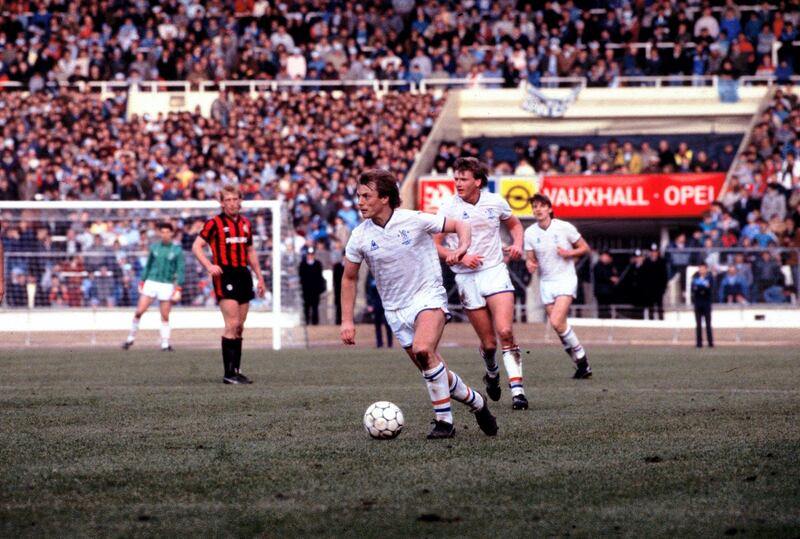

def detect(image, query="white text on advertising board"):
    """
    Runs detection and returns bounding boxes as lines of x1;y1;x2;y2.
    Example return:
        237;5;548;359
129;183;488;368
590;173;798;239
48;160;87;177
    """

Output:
542;186;649;207
663;185;715;206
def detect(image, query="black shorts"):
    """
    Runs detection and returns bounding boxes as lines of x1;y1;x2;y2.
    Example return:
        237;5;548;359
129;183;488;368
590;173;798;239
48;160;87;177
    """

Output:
213;267;255;304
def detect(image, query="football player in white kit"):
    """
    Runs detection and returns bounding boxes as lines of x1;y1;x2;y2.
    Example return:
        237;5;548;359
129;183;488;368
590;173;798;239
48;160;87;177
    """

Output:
340;169;498;439
434;158;529;410
524;194;593;379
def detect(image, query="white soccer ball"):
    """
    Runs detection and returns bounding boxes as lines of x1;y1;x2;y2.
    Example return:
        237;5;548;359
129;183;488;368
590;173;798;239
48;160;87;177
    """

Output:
363;401;404;440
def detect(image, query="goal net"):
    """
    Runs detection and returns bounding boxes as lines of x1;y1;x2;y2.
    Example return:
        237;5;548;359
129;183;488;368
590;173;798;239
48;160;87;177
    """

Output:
0;200;303;350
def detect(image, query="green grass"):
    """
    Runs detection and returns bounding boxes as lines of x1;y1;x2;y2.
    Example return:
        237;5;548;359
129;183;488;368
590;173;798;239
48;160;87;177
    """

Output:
1;345;799;538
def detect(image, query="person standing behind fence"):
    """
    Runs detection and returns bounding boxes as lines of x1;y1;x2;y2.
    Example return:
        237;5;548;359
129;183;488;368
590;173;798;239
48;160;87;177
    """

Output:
619;249;647;319
331;238;345;325
299;247;326;325
691;262;714;348
592;250;618;318
366;272;392;348
642;243;669;320
666;232;691;289
507;257;531;323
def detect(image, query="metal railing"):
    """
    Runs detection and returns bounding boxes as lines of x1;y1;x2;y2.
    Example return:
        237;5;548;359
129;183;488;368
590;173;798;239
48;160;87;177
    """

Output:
1;74;798;96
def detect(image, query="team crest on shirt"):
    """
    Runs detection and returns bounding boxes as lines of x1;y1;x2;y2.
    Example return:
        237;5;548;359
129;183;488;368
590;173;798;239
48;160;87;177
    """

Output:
486;208;495;219
462;211;470;219
243;224;249;233
223;227;229;232
370;240;379;251
399;230;411;245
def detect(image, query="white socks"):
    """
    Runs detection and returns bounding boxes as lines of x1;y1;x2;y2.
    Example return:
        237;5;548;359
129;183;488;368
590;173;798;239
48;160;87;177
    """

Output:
559;326;586;362
127;318;140;343
160;321;171;348
422;364;452;423
502;346;525;397
449;371;485;413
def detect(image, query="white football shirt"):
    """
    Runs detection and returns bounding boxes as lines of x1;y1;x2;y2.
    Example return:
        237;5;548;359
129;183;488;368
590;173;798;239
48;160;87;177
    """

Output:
437;191;512;274
523;218;582;282
345;209;446;310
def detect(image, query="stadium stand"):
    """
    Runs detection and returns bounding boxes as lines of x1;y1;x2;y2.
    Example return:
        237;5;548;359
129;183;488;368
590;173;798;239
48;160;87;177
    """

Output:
1;1;799;315
0;1;798;91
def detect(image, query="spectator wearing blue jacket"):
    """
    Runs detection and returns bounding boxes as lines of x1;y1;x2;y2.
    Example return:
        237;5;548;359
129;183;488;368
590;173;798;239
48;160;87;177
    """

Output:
691;262;714;348
719;265;748;303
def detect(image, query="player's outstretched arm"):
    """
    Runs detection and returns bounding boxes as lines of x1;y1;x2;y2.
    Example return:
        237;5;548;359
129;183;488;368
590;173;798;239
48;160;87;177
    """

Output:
191;236;222;277
340;259;360;345
441;218;472;266
246;245;266;298
502;215;524;260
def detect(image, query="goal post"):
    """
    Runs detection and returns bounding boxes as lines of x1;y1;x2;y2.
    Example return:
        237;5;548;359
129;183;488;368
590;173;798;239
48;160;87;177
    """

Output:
0;199;301;350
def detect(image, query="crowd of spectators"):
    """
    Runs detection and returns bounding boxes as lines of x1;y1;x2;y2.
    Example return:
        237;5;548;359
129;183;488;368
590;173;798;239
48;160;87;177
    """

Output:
432;136;737;176
0;85;443;308
0;87;442;210
2;1;800;310
677;85;800;303
1;1;799;93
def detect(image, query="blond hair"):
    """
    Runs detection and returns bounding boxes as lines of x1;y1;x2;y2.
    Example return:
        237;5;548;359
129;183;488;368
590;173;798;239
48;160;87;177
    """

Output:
218;183;242;201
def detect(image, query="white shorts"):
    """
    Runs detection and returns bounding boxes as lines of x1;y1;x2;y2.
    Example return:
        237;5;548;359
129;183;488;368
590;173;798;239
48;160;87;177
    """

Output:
384;288;450;349
454;263;514;310
141;280;175;301
539;275;577;305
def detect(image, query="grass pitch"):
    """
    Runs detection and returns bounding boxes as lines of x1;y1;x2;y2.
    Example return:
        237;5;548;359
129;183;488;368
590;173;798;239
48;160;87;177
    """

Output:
1;344;798;538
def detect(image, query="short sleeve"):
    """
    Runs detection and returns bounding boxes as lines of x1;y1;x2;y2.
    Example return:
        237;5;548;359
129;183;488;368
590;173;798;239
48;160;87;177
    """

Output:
244;217;253;246
523;227;535;251
416;211;445;234
564;221;581;244
200;219;216;242
497;196;513;221
344;232;363;264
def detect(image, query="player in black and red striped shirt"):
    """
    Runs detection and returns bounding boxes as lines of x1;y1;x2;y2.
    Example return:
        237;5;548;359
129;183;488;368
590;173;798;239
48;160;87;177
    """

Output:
192;184;266;384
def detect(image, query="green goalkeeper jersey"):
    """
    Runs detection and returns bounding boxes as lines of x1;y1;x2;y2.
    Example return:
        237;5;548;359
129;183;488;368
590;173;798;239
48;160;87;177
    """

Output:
142;242;185;287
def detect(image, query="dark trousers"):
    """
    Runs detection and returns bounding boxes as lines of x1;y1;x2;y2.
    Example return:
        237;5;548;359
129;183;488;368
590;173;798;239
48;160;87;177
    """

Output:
513;295;527;323
303;296;320;325
694;302;713;347
647;299;664;320
333;263;343;325
596;294;613;318
373;309;392;348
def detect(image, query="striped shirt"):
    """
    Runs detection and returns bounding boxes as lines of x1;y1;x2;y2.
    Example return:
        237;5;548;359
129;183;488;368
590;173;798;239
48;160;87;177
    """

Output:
345;209;445;310
437;191;512;274
200;213;253;268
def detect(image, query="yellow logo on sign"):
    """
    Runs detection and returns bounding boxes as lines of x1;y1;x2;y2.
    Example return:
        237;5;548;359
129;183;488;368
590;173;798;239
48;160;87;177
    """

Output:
500;177;538;216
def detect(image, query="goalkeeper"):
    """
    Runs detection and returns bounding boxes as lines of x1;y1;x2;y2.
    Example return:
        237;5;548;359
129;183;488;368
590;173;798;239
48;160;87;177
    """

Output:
122;222;185;351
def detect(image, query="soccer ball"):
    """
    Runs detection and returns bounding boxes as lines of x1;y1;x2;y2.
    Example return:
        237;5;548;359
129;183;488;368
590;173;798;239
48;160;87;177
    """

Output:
363;401;404;440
